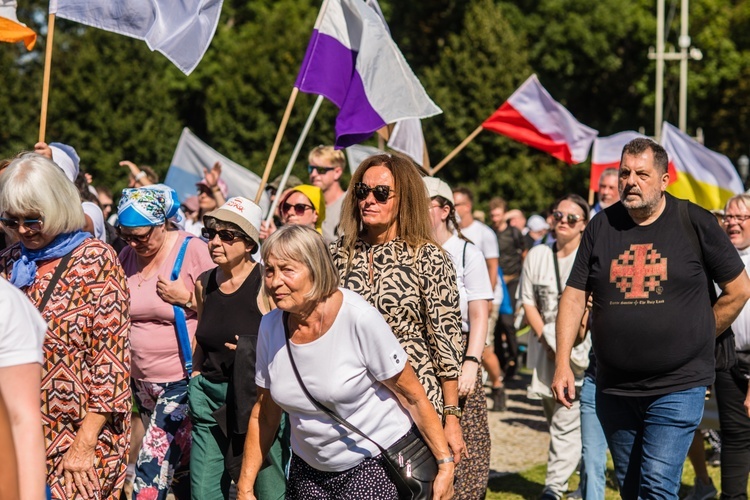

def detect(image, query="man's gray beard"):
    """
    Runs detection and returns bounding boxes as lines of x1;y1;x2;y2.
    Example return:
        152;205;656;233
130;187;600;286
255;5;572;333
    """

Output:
622;193;662;217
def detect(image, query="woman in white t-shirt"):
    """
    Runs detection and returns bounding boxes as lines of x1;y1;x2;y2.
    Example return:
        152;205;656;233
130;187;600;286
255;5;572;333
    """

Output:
424;177;494;500
236;225;455;500
520;194;592;500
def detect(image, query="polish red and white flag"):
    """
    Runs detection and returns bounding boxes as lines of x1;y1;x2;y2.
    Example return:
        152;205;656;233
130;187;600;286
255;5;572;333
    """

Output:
482;74;597;164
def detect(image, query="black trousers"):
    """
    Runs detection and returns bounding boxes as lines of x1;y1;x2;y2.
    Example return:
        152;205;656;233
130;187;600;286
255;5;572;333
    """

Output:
495;278;519;376
714;368;750;499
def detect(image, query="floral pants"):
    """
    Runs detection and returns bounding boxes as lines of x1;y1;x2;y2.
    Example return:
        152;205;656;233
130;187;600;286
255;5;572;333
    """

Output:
132;379;192;500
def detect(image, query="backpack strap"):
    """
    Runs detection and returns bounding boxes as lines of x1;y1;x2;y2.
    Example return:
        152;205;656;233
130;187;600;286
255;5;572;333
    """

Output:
171;237;194;376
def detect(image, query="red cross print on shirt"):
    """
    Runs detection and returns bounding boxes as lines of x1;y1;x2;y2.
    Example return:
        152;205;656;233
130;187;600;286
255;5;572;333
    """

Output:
610;243;668;299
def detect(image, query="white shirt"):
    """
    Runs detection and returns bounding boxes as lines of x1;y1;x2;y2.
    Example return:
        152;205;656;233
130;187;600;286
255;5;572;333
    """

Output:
256;288;412;472
460;220;500;304
730;247;750;351
0;277;46;368
81;201;106;241
442;235;493;332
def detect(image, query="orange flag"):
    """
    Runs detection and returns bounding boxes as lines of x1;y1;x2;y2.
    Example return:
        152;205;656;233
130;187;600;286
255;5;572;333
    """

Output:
0;1;36;50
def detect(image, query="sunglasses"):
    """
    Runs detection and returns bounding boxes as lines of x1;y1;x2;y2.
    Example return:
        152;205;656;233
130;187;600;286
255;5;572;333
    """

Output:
0;216;44;232
354;183;392;203
281;203;314;217
117;225;155;243
307;165;336;175
202;227;244;242
553;211;583;224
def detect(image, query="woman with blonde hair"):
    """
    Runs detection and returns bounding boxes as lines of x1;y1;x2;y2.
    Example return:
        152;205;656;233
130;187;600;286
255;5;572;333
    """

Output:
331;153;467;461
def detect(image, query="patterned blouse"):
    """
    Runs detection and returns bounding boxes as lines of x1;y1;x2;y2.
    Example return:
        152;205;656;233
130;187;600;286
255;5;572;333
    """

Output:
331;237;463;414
0;239;131;498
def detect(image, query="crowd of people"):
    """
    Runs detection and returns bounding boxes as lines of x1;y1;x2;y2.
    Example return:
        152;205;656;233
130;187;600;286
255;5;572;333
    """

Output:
0;138;747;500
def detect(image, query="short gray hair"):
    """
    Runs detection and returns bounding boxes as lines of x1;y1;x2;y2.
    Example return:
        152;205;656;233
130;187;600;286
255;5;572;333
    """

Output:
725;193;750;212
261;225;338;303
599;168;619;183
0;153;85;237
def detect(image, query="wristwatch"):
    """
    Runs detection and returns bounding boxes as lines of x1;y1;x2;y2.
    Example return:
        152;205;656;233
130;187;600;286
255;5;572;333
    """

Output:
443;405;462;419
463;355;480;364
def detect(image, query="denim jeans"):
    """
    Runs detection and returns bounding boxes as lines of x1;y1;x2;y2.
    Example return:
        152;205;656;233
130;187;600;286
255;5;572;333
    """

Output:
596;386;705;500
580;376;607;500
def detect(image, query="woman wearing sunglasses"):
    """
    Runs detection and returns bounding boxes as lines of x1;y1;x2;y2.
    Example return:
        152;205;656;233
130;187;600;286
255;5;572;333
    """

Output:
424;177;494;499
0;153;131;499
331;154;467;465
117;186;214;500
189;197;288;499
260;185;326;240
520;194;592;500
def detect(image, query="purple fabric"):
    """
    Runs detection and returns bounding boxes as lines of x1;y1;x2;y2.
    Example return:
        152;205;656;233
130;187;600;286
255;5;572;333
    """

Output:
295;30;386;148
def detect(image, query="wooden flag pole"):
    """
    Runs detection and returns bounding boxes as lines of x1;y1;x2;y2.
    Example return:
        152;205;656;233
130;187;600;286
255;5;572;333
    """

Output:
422;139;431;171
264;94;324;224
39;13;56;143
431;125;484;175
588;188;595;207
254;86;300;204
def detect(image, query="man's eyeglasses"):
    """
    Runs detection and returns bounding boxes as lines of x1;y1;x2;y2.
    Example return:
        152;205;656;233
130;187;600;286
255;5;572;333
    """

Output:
0;216;44;232
553;211;583;224
307;165;336;175
202;227;244;242
354;183;393;203
722;214;750;224
281;203;314;217
117;226;155;243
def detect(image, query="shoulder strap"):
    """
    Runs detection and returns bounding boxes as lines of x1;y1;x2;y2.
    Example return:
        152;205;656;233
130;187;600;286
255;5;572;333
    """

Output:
37;251;75;313
282;312;388;455
462;241;468;269
552;244;563;296
172;237;194;375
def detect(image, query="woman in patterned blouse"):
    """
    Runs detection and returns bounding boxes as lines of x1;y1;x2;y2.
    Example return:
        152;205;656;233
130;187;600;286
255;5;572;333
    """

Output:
0;153;131;499
331;153;467;464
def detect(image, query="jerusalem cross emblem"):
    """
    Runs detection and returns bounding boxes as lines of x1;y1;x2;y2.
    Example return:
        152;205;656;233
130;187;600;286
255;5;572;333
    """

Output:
610;243;668;299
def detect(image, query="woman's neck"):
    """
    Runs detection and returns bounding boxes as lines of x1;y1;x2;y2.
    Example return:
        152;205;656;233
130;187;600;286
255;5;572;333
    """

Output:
362;222;398;245
433;223;452;246
218;258;255;284
555;235;581;257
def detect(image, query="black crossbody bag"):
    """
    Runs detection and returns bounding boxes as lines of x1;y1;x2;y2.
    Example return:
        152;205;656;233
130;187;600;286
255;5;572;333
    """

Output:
282;312;438;500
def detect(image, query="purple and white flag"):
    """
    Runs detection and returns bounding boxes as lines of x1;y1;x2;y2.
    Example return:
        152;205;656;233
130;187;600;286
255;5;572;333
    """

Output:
295;0;441;148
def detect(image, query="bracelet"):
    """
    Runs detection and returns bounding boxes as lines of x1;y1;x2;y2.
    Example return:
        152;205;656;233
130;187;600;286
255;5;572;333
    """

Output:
463;355;480;364
435;456;454;465
134;171;147;181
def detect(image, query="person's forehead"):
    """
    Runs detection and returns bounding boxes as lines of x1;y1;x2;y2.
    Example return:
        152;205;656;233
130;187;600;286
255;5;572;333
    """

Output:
600;174;618;185
363;166;393;185
557;199;584;215
727;200;750;213
621;151;656;170
285;191;312;205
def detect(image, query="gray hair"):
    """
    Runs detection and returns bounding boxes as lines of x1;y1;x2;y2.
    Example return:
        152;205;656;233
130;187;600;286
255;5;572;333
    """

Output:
261;225;339;303
0;153;85;237
621;138;669;175
725;193;750;212
599;168;619;183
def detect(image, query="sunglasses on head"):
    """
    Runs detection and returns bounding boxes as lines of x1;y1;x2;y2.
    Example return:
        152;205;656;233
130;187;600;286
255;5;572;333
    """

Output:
201;227;244;242
354;183;392;203
0;216;44;232
117;225;155;243
553;211;583;224
307;165;336;175
281;203;314;217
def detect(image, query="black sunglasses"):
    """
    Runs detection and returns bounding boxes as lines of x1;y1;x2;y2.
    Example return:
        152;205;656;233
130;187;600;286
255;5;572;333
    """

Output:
354;183;392;203
307;165;336;175
0;216;44;232
117;225;155;243
281;203;314;217
202;227;244;242
553;211;583;224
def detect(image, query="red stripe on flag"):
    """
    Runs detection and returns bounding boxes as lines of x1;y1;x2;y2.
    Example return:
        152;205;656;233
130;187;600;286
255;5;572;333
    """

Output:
482;101;575;164
590;161;620;192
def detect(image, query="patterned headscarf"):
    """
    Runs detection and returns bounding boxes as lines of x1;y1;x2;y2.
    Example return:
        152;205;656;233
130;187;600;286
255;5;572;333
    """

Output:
117;184;182;227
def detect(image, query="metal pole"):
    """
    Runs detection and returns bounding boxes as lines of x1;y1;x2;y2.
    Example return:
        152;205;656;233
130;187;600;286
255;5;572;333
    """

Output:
655;0;665;140
678;0;689;132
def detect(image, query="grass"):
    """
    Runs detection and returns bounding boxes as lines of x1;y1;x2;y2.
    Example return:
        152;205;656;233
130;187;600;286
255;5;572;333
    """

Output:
485;451;748;499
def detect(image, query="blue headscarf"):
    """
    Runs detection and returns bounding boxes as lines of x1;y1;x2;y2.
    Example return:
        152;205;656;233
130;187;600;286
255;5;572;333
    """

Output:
10;230;91;289
117;184;182;227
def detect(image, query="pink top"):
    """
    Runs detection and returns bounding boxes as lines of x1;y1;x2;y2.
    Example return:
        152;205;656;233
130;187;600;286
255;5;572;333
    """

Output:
120;231;214;382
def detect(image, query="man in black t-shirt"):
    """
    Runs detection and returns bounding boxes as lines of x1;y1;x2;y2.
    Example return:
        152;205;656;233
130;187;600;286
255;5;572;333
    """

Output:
551;138;750;499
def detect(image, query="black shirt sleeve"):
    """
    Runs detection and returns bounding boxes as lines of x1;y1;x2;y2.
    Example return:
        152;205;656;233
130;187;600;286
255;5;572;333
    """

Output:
567;215;597;291
688;203;745;285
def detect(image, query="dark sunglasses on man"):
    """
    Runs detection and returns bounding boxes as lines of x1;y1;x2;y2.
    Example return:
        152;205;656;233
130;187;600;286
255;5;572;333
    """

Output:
307;165;336;175
354;183;392;203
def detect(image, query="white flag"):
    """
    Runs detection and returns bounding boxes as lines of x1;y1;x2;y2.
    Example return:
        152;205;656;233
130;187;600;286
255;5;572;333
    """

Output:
388;119;426;166
345;145;384;175
49;0;223;75
165;128;270;214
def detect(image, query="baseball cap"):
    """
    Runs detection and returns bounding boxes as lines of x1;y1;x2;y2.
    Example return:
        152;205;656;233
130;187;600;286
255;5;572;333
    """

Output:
423;176;454;204
204;197;262;247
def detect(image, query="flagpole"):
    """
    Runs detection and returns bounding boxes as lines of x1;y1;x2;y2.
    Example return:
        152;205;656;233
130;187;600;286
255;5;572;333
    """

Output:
254;86;300;204
39;13;56;143
588;189;595;207
264;94;324;225
431;125;483;175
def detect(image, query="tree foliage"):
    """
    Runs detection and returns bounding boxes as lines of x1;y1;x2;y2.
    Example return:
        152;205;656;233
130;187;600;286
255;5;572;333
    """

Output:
1;0;748;214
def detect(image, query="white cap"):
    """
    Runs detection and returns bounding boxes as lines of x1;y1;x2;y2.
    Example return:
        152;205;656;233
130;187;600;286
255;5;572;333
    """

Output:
49;142;80;183
527;214;549;232
423;176;454;204
204;197;262;247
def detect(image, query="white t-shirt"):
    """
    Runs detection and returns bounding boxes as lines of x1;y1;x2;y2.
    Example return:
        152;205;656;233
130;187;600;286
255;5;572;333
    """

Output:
460;220;500;305
0;277;46;368
729;247;750;351
81;201;106;241
442;235;493;332
256;288;412;472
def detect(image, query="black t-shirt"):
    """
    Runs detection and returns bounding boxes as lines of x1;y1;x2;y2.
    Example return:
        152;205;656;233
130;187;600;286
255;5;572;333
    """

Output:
497;225;526;277
567;194;744;396
195;265;264;383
